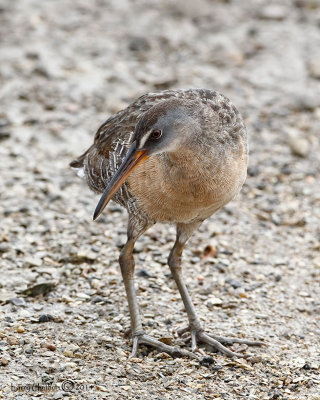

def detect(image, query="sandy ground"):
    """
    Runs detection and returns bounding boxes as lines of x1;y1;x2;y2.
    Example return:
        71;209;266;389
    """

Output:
0;0;320;399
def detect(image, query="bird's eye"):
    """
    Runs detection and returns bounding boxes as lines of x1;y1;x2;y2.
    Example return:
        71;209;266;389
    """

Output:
150;129;162;139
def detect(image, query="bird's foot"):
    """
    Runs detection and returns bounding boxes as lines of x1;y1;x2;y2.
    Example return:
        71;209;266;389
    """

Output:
130;331;198;359
178;326;265;358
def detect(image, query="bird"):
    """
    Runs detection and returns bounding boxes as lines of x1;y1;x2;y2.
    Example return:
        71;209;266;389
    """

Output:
70;88;263;359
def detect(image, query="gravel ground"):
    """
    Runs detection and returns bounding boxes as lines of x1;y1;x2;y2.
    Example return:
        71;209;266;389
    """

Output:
0;0;320;399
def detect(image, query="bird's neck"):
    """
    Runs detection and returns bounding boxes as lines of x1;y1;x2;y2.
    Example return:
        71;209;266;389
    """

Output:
161;148;219;181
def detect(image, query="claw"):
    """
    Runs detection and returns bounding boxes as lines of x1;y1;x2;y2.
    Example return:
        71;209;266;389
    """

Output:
130;335;139;358
191;330;198;352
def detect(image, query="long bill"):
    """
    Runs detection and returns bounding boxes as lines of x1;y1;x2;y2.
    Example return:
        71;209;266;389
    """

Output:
93;141;149;220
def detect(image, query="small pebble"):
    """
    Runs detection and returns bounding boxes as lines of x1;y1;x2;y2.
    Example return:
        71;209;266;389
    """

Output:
128;36;151;52
52;392;64;400
10;298;26;307
215;262;227;273
258;5;286;20
200;356;215;366
289;136;310;158
137;269;153;278
91;295;105;303
308;58;320;79
206;297;223;308
38;314;54;323
42;343;56;351
24;347;33;354
91;245;100;253
0;132;10;141
0;357;9;366
247;355;262;364
23;257;42;267
7;336;19;346
0;243;10;253
202;244;217;258
226;279;242;289
63;350;73;358
158;337;172;345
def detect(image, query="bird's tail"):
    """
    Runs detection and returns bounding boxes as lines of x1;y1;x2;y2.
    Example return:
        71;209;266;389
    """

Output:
69;147;92;178
70;153;86;168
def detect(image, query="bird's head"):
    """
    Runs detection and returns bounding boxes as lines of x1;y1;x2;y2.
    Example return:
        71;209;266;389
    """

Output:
93;99;201;220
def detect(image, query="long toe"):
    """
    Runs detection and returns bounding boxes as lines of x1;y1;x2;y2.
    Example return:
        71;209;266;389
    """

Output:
207;334;265;347
178;327;265;358
130;333;199;359
197;331;246;358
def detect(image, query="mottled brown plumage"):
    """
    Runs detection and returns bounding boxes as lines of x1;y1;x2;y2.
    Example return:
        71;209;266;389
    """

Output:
71;88;263;359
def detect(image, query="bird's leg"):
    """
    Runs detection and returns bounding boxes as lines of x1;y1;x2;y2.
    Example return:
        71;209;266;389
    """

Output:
119;238;143;337
168;223;264;358
119;217;197;359
168;222;204;351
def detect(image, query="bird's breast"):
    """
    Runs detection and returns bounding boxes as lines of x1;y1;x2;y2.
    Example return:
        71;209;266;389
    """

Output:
127;147;247;223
